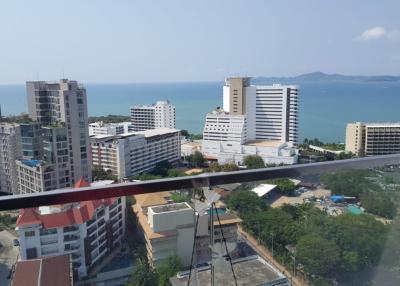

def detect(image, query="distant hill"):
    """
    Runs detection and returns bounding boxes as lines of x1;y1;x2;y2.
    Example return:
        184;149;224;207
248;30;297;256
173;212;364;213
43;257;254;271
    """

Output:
252;72;400;84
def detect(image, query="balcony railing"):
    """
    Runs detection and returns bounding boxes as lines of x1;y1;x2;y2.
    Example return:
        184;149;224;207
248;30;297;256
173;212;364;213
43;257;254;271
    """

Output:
0;154;399;211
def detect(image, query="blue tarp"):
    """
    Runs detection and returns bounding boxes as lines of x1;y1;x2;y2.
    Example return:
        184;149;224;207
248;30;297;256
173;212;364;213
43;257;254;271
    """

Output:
330;195;345;203
22;159;42;167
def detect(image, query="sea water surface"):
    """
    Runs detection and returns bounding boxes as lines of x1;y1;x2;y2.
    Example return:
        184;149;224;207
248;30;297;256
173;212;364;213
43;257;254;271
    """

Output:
1;81;399;142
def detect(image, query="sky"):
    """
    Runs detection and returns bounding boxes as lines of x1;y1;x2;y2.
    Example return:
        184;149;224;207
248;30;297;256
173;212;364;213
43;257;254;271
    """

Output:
0;0;399;83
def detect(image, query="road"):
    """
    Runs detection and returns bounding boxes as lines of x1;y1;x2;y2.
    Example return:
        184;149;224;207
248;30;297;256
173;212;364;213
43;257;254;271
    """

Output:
238;227;308;286
0;230;19;285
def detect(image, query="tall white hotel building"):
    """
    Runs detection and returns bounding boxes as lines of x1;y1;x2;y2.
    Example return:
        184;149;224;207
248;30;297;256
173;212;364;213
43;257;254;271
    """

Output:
130;101;176;131
202;77;299;165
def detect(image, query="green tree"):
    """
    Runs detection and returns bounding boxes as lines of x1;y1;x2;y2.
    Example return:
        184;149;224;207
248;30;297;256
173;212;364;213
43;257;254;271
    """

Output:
180;129;190;138
243;155;265;169
321;169;376;197
132;173;163;181
88;114;130;123
227;191;263;215
360;191;396;219
166;168;186;178
187;151;204;167
92;165;117;181
222;163;239;172
156;255;182;286
130;258;158;286
296;234;341;276
208;162;222;172
264;178;296;195
154;160;173;177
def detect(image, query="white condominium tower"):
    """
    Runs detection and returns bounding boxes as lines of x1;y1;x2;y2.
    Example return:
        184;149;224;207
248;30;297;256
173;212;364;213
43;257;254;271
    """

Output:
202;77;299;165
222;77;299;143
26;79;91;183
131;100;176;131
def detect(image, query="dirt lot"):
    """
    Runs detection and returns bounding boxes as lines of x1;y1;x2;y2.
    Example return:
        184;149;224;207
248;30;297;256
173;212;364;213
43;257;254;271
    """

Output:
270;188;331;208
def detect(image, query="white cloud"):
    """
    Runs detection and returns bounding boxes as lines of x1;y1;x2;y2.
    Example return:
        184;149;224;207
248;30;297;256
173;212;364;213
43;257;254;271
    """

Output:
359;26;400;41
361;26;386;40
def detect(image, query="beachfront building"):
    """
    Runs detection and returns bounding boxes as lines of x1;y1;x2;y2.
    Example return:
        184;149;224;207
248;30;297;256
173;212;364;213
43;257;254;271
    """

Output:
133;191;242;267
130;101;176;131
346;122;400;156
26;79;92;183
90;128;181;178
202;78;299;165
0;122;22;194
15;179;126;280
89;121;133;136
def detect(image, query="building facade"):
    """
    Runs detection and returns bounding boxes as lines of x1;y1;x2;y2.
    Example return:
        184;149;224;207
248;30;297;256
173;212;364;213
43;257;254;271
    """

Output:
16;180;126;279
0;122;21;194
346;122;400;156
202;78;299;165
133;191;241;267
222;78;299;143
89;121;133;136
131;101;176;131
90;128;181;178
26;79;91;183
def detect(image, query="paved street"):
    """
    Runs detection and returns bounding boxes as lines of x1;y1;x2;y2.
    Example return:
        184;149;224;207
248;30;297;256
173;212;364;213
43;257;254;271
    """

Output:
0;230;19;285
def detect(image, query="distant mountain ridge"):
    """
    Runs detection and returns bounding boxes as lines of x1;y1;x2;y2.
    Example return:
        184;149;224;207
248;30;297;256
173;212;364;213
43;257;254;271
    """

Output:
252;72;400;84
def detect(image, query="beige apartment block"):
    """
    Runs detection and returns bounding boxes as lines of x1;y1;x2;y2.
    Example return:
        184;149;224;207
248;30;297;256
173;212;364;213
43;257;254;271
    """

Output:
132;192;241;267
346;122;400;156
345;122;365;155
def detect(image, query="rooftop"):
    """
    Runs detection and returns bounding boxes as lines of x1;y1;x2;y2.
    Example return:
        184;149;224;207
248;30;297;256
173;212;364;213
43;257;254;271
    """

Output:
11;255;72;286
150;202;191;214
170;255;287;286
245;140;284;147
20;159;43;167
251;184;277;197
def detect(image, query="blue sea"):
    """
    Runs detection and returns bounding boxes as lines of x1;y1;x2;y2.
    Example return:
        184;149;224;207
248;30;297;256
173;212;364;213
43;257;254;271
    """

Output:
1;81;399;142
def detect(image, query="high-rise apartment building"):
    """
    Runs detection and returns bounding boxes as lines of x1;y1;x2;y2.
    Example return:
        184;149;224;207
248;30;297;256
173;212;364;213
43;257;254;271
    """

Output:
202;78;299;165
16;179;126;279
26;79;91;183
223;78;299;143
0;122;22;194
131;101;175;131
346;122;400;156
90;128;181;178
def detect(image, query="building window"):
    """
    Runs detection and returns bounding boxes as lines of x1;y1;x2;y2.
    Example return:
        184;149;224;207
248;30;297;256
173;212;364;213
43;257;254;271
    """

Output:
25;231;35;237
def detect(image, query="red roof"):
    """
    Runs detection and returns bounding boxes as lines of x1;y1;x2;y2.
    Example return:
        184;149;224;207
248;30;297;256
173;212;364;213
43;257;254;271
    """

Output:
16;178;117;228
16;198;117;228
12;255;72;286
74;178;90;188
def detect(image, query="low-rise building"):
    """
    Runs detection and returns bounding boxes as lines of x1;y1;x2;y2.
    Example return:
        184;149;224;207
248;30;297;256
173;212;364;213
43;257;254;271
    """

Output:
202;109;298;165
15;179;126;279
11;255;73;286
89;121;133;136
133;192;241;267
90;128;181;178
346;122;400;156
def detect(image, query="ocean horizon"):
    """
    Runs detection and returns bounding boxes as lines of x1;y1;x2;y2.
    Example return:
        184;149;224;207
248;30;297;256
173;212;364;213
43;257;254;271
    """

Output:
1;81;399;143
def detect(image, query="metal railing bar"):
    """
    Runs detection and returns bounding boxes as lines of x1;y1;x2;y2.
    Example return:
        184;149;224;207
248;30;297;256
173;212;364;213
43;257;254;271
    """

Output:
0;154;399;211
